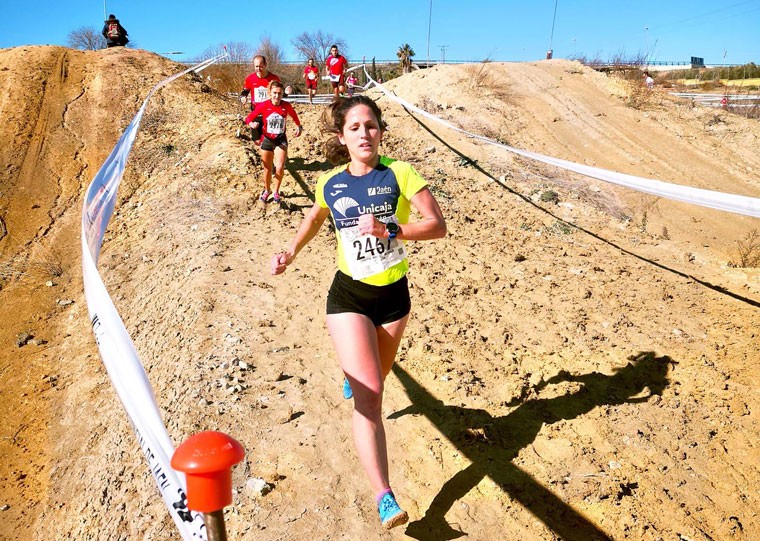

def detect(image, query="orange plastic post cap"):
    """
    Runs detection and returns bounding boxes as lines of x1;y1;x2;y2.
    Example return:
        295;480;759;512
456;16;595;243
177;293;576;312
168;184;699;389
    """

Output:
171;431;245;513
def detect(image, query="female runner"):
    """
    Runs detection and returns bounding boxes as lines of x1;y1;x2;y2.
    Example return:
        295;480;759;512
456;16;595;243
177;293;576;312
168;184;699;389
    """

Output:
271;95;446;529
245;80;302;204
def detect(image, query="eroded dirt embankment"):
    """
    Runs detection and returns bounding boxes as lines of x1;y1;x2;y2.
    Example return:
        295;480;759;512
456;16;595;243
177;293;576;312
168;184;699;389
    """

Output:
1;47;759;540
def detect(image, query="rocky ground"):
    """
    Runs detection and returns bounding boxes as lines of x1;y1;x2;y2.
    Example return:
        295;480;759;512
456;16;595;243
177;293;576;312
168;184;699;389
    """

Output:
1;46;759;540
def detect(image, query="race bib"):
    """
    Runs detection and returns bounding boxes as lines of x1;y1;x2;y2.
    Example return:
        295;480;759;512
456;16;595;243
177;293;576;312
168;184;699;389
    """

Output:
330;74;341;83
308;72;316;80
254;87;268;103
339;217;406;280
266;114;285;135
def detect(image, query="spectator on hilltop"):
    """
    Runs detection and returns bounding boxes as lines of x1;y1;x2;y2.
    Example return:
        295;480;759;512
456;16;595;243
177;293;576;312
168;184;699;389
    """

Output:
102;14;129;48
643;71;654;90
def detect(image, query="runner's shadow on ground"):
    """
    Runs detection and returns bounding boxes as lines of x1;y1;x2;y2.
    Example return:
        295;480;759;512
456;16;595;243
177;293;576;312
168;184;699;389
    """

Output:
287;157;333;178
390;351;674;540
283;158;334;210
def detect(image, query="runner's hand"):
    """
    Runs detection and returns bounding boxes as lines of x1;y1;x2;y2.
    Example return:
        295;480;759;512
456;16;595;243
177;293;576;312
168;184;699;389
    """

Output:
271;252;293;275
358;214;383;237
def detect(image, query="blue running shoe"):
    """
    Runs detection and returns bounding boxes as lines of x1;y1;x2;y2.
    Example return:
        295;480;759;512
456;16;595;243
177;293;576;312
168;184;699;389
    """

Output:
342;377;353;400
378;492;408;529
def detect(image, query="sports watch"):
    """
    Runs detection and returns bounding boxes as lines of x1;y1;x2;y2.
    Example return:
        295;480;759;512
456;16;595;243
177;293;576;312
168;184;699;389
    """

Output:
386;222;400;239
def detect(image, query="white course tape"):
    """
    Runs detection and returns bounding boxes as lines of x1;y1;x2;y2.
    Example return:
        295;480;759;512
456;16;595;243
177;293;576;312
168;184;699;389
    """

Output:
82;52;227;540
363;67;760;218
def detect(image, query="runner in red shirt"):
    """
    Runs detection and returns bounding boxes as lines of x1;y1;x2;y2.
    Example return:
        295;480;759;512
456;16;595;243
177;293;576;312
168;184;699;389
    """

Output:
303;58;319;104
325;44;349;99
244;80;303;205
240;55;281;109
240;55;281;142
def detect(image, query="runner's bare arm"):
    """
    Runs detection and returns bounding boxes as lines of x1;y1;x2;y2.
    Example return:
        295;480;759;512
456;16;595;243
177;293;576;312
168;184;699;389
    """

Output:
271;204;330;274
357;187;446;241
397;187;447;241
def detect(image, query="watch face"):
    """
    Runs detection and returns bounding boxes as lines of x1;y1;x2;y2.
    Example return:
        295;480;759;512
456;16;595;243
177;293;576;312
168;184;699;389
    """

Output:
386;222;399;233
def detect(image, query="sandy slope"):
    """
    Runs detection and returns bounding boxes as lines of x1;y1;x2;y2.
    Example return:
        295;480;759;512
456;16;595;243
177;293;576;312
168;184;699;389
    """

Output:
1;47;758;541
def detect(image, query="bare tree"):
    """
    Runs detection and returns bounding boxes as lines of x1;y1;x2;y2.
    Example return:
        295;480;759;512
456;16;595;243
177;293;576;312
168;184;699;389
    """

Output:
196;42;255;95
256;36;285;75
67;26;106;50
198;41;254;64
291;31;348;67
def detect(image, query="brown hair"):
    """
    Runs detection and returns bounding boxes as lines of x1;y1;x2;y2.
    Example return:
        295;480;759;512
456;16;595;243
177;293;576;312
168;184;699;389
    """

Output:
268;80;284;92
321;96;386;165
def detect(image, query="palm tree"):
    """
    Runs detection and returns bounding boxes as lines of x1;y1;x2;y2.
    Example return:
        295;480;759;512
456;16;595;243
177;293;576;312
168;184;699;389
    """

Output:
397;44;415;74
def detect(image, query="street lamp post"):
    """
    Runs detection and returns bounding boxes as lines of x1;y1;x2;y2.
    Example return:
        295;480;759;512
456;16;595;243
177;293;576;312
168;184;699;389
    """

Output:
427;0;432;66
644;26;649;63
547;0;558;59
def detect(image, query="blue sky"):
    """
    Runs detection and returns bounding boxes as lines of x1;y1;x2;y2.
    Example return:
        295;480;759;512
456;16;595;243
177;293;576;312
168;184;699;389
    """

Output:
0;1;757;65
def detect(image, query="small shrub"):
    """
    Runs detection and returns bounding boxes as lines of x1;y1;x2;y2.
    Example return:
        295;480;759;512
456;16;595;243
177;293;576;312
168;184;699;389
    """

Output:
429;184;452;201
418;95;441;114
30;247;64;278
547;220;573;236
626;83;651;109
729;229;760;268
540;190;559;204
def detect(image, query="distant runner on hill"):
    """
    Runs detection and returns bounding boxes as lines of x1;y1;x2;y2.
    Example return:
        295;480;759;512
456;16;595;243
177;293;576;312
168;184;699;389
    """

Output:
346;72;358;97
325;44;349;99
102;14;129;48
303;58;319;104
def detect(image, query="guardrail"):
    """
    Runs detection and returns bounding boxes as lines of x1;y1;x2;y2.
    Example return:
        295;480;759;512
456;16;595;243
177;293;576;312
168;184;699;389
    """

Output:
177;58;748;69
670;92;760;108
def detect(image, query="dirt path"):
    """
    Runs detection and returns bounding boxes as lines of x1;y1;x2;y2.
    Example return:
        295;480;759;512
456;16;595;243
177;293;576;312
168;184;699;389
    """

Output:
1;48;759;541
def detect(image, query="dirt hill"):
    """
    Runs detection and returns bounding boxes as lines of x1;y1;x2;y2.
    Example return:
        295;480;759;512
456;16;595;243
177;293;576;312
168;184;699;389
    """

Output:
1;46;758;541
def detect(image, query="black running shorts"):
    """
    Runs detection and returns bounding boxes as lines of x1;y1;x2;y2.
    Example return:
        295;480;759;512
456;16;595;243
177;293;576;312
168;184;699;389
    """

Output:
260;134;288;151
326;271;410;326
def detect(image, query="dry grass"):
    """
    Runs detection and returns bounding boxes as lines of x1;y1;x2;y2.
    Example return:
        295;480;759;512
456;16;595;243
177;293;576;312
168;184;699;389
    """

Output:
417;95;443;114
729;229;760;268
29;246;64;279
462;63;510;101
0;260;23;283
0;242;63;291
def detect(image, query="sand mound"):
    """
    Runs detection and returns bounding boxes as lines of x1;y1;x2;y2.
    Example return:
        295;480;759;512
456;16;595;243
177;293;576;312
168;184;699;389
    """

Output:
1;46;758;540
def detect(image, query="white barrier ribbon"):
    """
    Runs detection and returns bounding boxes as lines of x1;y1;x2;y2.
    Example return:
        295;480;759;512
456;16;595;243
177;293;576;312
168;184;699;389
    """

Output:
363;67;760;218
82;52;227;540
